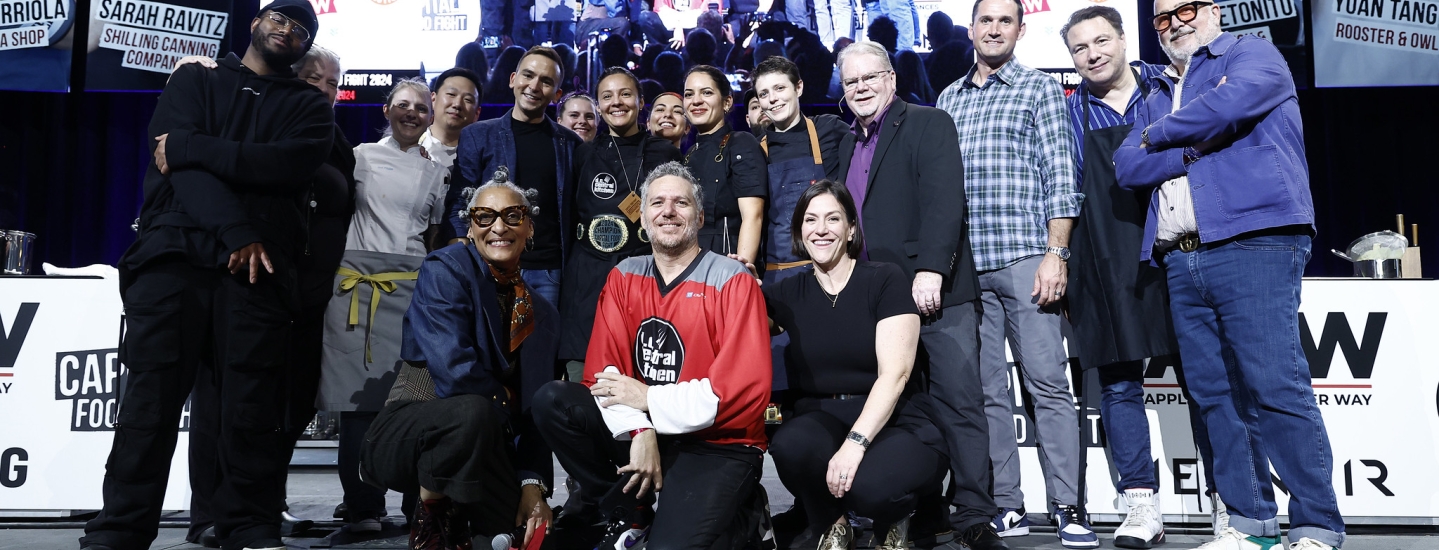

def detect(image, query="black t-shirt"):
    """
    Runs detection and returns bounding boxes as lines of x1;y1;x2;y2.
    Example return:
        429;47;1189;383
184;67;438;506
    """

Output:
512;117;562;270
764;261;919;394
763;114;852;181
684;126;768;221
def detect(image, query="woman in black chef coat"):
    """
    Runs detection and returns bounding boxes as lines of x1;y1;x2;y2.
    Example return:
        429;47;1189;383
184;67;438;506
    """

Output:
558;67;683;377
680;65;768;267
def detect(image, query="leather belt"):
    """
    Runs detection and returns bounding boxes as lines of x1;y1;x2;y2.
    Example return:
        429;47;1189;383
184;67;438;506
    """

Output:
826;393;866;400
764;260;812;270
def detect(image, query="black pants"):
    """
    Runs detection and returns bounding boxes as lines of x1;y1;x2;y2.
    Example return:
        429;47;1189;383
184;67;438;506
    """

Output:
189;301;327;541
533;381;764;550
361;395;519;536
769;396;946;532
83;260;297;550
920;300;998;529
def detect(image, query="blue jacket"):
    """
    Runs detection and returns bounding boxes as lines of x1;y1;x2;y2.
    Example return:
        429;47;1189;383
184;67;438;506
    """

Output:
400;242;561;486
443;109;582;248
1114;33;1313;263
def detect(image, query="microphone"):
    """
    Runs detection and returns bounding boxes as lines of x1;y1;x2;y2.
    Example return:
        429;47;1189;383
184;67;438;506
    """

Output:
491;527;520;550
491;522;548;550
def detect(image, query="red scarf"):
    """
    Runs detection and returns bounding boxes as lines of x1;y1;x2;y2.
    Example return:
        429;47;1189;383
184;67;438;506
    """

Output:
489;263;534;352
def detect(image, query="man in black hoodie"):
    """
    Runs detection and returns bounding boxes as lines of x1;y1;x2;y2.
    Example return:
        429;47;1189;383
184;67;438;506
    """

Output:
79;1;333;549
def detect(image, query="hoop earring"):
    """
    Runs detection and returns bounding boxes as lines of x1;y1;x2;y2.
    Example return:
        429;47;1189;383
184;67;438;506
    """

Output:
526;237;535;251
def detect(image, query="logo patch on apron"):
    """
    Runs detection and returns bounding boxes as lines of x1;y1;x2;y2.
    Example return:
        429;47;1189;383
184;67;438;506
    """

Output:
592;172;618;199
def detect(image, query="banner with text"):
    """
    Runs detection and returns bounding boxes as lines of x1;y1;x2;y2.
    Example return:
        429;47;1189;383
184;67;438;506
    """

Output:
1314;0;1439;86
0;0;76;91
0;277;190;511
1013;279;1439;522
83;0;230;91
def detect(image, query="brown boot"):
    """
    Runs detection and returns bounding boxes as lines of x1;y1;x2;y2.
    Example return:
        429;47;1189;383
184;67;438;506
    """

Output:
410;497;472;550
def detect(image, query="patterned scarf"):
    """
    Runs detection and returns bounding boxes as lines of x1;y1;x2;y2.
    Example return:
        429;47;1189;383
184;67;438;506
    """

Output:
489;263;534;352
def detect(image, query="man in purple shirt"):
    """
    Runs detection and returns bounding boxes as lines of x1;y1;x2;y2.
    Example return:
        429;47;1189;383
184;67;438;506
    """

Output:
837;40;1006;550
1114;0;1343;549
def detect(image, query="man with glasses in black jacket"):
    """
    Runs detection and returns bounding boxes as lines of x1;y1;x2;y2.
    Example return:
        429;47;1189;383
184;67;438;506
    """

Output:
80;1;332;549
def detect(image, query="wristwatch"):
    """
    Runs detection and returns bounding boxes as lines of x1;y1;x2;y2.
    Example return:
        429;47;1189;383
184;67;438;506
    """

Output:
846;431;872;450
1183;146;1202;166
1140;126;1151;148
1046;246;1071;261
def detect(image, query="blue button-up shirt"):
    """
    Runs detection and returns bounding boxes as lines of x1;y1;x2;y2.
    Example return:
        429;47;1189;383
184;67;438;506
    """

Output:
1114;33;1314;263
1067;62;1167;190
935;60;1082;272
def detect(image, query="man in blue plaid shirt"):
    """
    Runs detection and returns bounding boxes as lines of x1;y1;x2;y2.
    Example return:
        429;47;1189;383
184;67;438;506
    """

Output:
934;0;1092;547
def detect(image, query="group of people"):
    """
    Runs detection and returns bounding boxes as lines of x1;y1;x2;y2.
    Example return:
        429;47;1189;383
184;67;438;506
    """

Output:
459;0;980;111
80;0;1347;549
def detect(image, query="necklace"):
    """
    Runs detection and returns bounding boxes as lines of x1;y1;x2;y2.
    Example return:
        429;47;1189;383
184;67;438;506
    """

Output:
813;271;839;308
609;135;638;193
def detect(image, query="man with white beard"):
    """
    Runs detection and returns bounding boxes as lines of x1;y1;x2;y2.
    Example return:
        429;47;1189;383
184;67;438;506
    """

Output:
1113;1;1345;549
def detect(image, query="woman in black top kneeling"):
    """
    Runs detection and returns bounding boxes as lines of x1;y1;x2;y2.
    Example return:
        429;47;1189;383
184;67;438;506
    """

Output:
764;180;948;550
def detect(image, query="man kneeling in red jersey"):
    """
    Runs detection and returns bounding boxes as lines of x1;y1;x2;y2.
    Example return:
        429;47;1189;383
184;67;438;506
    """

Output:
534;161;774;550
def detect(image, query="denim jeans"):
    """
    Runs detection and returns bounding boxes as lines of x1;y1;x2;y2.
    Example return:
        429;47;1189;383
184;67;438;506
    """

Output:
814;0;854;47
522;268;562;309
1161;233;1344;548
1099;359;1216;495
862;0;913;51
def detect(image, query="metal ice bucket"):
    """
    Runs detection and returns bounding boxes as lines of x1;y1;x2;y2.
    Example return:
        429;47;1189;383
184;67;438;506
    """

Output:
2;230;36;275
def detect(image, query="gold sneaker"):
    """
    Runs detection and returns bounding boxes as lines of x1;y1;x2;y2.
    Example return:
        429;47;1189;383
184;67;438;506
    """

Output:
816;522;855;550
875;516;911;550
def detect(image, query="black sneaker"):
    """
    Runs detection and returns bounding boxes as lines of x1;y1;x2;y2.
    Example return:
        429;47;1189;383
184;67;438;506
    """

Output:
956;522;1010;550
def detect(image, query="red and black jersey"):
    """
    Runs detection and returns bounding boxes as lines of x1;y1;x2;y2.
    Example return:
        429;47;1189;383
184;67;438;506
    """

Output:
584;251;772;450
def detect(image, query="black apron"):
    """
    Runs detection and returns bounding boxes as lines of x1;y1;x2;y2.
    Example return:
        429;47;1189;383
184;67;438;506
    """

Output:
558;134;656;361
759;117;828;393
1067;72;1177;370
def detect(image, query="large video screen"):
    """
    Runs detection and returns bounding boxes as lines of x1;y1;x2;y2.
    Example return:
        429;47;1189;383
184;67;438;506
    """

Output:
1313;0;1439;87
916;0;1141;71
261;0;479;102
0;0;76;91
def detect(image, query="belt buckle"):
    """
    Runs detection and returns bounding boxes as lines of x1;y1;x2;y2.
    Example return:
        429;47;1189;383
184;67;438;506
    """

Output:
1178;234;1200;253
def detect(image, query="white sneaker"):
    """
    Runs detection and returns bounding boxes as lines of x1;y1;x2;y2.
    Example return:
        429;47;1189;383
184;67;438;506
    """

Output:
1211;493;1231;539
1114;489;1165;549
1288;538;1337;550
1194;527;1282;549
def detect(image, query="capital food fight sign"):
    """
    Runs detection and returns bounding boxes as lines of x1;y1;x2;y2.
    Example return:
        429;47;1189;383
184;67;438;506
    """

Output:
0;278;190;511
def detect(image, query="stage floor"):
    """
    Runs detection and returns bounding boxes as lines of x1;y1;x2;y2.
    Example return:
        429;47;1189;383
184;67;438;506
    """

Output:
3;458;1434;550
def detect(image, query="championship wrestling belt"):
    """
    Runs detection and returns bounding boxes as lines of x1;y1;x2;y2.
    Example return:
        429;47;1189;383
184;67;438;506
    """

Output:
577;214;630;253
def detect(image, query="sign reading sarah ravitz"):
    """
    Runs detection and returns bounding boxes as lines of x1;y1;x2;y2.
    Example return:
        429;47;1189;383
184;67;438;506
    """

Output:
84;0;231;90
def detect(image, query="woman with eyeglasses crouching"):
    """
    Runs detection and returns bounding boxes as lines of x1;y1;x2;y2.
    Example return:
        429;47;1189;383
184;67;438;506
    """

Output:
764;180;950;550
359;170;561;549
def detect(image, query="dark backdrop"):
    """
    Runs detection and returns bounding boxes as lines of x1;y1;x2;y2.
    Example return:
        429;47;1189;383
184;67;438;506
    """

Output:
2;5;1436;277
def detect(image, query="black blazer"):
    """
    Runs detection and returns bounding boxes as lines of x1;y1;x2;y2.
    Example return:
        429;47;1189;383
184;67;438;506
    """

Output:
857;99;979;305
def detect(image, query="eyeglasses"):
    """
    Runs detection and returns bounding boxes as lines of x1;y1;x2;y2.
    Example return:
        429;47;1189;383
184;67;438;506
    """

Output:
841;70;892;91
469;205;529;228
265;10;310;42
1152;1;1214;32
